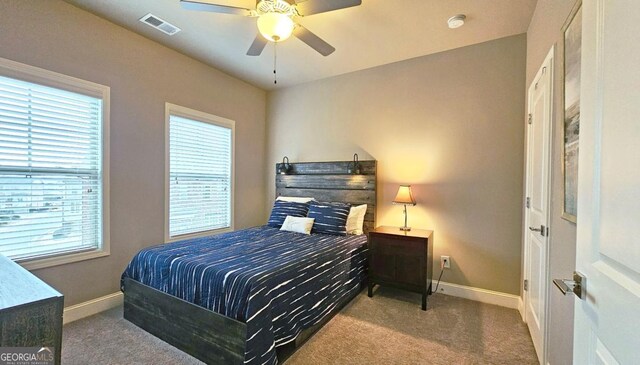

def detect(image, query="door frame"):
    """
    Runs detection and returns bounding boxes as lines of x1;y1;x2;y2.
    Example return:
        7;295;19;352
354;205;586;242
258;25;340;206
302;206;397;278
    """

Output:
522;46;554;364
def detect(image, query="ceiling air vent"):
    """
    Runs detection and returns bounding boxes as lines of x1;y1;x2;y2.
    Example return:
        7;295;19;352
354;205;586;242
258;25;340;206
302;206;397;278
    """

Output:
139;13;181;36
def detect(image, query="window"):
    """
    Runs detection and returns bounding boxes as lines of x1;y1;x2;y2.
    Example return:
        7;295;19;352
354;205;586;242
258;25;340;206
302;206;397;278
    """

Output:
0;59;109;268
166;103;234;240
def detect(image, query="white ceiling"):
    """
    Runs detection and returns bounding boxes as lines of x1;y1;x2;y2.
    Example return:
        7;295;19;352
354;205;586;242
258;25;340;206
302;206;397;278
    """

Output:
64;0;537;90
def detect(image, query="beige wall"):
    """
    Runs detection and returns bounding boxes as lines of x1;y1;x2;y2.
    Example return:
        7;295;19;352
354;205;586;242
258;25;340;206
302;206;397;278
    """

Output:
526;1;578;364
0;1;571;333
266;35;527;295
0;0;267;306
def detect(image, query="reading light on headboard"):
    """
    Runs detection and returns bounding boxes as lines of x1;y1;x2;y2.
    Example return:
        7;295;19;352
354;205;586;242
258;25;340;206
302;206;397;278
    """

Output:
347;153;361;175
278;156;291;175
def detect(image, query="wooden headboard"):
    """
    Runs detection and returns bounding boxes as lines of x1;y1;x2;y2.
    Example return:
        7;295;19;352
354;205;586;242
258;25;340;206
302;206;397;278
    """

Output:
275;160;377;233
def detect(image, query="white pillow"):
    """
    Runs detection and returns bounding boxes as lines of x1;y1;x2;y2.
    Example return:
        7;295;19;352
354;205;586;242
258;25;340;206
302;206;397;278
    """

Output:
346;204;367;235
280;216;315;235
276;196;315;203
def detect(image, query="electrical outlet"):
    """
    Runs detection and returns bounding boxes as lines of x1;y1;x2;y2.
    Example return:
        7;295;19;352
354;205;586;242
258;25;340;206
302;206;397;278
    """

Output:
441;255;451;269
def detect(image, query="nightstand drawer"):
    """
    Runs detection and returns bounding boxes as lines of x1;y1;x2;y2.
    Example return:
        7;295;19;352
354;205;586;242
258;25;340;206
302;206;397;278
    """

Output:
370;235;425;257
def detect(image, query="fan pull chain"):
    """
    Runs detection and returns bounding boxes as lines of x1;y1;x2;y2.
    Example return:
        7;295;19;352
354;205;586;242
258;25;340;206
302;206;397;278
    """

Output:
273;42;277;85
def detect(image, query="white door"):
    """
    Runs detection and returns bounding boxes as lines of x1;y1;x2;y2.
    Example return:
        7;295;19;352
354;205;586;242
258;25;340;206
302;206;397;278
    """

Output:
524;48;553;364
572;0;640;363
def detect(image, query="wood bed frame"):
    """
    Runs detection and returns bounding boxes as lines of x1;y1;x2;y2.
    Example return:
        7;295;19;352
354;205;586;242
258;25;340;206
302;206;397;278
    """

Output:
123;160;377;364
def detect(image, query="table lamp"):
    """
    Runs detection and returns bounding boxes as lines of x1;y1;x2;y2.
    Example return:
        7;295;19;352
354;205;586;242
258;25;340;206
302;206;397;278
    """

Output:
393;185;416;231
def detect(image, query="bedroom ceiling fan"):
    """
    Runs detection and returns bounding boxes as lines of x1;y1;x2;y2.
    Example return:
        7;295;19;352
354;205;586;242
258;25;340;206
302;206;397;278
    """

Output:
179;0;362;57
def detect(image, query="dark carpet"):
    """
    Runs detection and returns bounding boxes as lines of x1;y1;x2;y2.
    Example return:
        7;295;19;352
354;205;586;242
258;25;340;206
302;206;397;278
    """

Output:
62;287;537;364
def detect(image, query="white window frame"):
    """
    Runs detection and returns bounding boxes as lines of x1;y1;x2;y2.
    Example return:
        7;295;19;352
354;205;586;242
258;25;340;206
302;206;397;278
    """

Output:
0;57;110;270
164;103;235;242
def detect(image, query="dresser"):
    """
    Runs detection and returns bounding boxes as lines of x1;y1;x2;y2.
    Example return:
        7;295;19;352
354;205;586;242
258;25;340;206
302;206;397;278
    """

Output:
0;255;64;364
368;226;433;310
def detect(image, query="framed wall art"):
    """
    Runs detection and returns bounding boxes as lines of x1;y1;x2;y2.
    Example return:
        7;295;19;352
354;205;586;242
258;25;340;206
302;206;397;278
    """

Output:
561;1;582;223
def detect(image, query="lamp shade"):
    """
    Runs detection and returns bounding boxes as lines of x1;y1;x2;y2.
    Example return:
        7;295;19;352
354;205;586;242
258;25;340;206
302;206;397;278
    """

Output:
393;185;416;205
257;13;294;42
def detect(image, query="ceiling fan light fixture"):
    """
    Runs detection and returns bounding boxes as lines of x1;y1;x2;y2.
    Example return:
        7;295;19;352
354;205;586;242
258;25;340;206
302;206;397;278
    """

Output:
257;12;294;42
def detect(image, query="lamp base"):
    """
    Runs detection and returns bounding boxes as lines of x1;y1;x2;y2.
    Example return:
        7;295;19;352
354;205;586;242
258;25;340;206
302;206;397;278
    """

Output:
399;226;412;231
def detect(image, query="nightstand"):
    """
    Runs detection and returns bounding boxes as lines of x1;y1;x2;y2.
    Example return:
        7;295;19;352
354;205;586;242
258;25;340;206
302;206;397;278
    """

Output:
368;226;434;310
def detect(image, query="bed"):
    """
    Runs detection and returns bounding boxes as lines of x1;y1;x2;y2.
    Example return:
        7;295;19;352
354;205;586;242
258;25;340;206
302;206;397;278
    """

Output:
121;160;376;365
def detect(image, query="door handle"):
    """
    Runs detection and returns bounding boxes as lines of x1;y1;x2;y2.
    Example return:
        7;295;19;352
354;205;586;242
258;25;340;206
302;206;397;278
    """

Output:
529;225;547;236
553;271;586;300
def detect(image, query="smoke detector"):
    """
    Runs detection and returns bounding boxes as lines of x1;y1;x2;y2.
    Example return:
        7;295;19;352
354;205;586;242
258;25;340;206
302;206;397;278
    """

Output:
447;14;466;29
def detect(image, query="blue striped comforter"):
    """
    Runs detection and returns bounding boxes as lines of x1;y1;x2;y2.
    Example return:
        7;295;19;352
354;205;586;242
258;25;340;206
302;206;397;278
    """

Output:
121;226;368;365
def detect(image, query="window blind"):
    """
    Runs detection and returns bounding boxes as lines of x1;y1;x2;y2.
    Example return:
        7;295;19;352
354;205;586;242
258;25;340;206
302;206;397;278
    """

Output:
169;115;232;237
0;75;103;261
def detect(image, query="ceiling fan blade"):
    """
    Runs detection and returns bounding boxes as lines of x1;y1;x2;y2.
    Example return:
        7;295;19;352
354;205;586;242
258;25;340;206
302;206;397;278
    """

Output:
293;25;335;56
247;34;268;56
295;0;362;16
180;0;254;16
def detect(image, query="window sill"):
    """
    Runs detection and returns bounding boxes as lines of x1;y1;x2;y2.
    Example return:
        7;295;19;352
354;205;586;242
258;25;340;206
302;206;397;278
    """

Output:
165;226;234;243
17;248;110;271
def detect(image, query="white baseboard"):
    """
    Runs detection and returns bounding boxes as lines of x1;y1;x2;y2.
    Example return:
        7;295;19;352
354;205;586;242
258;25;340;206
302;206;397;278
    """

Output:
63;292;123;324
435;281;520;309
518;296;525;320
63;283;520;324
